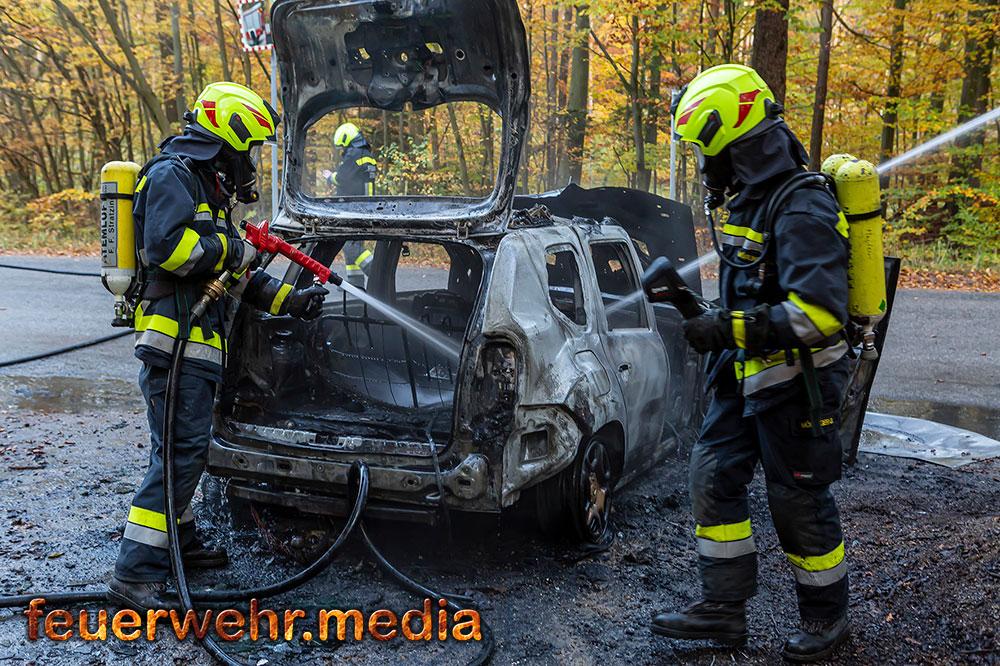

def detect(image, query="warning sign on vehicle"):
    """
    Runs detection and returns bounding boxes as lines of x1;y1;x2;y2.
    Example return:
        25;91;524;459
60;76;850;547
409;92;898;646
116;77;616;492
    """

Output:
238;0;272;52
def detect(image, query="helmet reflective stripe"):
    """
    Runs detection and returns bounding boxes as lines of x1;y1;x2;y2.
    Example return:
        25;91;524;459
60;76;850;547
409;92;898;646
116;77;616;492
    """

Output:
672;64;775;156
334;122;361;147
190;81;279;153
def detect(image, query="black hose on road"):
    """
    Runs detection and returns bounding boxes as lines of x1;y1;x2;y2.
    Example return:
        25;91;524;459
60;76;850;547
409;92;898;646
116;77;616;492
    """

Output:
0;330;132;369
0;262;100;277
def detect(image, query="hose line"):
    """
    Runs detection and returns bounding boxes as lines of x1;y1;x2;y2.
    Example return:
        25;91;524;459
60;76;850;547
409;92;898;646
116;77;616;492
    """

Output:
0;327;494;666
0;262;100;277
0;331;132;369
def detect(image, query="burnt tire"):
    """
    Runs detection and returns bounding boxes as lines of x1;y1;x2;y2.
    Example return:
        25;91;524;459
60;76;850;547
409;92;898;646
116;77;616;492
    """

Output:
534;435;614;545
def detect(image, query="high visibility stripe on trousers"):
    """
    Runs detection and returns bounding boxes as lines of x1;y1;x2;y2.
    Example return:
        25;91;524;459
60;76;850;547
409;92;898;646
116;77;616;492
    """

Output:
695;519;756;558
122;505;195;549
786;541;847;587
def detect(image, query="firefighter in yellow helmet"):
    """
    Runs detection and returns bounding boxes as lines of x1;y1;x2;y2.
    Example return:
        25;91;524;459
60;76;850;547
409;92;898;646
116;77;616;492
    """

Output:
649;65;852;662
108;82;328;610
322;122;377;286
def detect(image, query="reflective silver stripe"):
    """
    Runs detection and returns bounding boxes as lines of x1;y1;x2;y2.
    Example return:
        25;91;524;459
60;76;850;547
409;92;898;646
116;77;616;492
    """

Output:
123;522;169;549
194;211;214;222
134;329;224;365
172;244;206;277
228;273;250;300
781;300;824;345
697;536;756;558
790;558;847;587
742;341;848;395
721;233;764;254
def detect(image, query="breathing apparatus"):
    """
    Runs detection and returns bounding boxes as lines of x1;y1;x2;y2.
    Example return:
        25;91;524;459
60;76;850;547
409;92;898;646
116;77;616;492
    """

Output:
821;154;887;359
99;161;142;327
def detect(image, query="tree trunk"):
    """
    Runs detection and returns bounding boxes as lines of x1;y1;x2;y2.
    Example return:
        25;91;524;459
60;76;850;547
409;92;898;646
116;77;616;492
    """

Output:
213;0;232;80
630;16;650;191
170;2;186;122
749;0;790;104
559;4;589;185
879;0;906;187
949;0;996;185
809;0;834;170
447;104;471;196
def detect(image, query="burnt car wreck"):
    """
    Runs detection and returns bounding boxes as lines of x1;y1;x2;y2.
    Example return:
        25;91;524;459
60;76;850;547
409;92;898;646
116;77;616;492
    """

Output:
207;0;892;545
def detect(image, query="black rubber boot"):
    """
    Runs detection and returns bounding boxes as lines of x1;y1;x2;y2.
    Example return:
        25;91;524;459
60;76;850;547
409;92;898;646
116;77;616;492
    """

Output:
650;599;748;644
183;543;229;569
782;615;850;662
107;576;172;611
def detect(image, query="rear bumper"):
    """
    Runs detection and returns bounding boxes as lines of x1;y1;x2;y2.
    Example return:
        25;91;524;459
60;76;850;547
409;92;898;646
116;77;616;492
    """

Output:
207;434;498;514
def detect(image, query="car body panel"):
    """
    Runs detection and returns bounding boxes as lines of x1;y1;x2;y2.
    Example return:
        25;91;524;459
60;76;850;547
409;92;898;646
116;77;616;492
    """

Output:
271;0;529;234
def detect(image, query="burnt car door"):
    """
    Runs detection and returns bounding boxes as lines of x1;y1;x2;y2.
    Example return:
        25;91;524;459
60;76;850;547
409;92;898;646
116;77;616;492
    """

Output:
580;236;668;473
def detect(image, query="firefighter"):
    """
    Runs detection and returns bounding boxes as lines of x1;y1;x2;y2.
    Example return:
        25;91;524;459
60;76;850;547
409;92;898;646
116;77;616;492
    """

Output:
322;122;376;287
649;64;852;662
108;82;328;610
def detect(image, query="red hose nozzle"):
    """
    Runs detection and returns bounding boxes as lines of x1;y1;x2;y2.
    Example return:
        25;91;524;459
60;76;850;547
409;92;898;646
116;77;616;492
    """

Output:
243;220;343;286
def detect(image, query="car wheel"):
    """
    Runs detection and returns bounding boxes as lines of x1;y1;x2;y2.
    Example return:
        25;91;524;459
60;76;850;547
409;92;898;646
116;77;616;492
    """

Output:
534;435;615;545
568;436;614;545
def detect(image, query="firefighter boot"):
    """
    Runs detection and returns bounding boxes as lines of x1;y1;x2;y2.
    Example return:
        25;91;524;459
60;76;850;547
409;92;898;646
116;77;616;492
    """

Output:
183;542;229;569
650;599;748;644
782;615;850;662
107;576;172;611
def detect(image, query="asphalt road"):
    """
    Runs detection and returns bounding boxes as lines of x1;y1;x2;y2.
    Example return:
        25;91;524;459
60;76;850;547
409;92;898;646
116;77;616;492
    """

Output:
0;256;997;434
0;256;997;665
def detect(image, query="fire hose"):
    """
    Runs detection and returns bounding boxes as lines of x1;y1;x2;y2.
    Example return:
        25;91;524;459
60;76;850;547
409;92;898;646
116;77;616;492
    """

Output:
0;237;494;666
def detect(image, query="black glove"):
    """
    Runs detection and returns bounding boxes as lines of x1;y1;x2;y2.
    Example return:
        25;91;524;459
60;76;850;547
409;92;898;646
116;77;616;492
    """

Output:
682;305;771;354
682;308;735;354
224;238;256;275
704;187;726;211
283;284;328;320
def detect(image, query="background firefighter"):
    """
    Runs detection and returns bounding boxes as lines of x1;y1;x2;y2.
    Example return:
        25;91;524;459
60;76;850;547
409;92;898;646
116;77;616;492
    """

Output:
108;82;328;610
649;64;852;662
322;122;376;287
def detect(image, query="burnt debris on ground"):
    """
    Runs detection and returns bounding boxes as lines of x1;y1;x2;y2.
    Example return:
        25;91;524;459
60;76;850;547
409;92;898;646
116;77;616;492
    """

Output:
0;399;997;665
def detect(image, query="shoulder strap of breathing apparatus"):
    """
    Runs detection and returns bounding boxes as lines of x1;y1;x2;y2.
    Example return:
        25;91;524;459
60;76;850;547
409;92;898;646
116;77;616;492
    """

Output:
129;154;205;309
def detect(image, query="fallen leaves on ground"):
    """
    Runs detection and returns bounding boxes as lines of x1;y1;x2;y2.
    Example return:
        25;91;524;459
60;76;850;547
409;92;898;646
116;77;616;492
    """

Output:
897;267;1000;292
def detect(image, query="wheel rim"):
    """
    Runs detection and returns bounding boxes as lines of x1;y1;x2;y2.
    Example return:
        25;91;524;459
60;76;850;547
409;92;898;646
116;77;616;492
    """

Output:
579;440;612;541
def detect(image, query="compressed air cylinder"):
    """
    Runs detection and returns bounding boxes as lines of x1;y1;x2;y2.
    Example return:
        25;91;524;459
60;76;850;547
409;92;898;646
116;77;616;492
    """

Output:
100;161;141;325
829;157;887;322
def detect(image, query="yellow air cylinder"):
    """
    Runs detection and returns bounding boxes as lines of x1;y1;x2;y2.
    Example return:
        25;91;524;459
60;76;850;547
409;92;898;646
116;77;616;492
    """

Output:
821;154;886;359
100;161;142;326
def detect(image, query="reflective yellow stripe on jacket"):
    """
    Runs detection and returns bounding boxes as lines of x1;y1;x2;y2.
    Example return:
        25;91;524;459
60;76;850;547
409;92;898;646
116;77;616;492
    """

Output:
781;292;843;345
735;341;848;395
133;303;226;366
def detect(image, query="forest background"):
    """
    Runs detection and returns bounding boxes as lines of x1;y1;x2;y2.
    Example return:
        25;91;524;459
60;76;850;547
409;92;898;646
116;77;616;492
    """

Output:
0;0;996;286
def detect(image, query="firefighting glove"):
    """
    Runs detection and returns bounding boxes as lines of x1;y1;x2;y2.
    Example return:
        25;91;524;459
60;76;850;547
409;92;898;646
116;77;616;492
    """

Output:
682;308;735;354
682;304;770;355
224;239;257;276
283;284;328;321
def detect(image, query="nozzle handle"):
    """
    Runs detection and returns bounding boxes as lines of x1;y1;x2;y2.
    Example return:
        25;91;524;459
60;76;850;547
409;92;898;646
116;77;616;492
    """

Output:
243;220;343;286
641;256;708;320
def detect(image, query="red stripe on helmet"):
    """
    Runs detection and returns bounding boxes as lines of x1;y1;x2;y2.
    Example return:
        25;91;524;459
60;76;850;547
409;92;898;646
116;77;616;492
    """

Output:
676;97;706;127
734;90;761;128
243;103;273;132
201;100;219;127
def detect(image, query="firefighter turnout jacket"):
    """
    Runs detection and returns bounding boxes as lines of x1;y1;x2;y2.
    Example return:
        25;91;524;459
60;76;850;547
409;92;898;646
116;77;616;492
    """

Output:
710;170;850;414
331;138;377;196
132;147;293;382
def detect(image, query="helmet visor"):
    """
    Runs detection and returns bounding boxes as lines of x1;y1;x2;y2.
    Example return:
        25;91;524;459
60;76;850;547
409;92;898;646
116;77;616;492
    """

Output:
691;142;706;171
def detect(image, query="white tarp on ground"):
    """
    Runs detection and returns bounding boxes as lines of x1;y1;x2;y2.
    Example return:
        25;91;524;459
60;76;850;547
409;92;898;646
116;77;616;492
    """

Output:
860;412;1000;468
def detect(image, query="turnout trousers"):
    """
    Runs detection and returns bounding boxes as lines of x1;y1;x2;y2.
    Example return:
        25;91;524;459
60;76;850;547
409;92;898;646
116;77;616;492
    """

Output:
690;359;850;621
115;363;214;582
